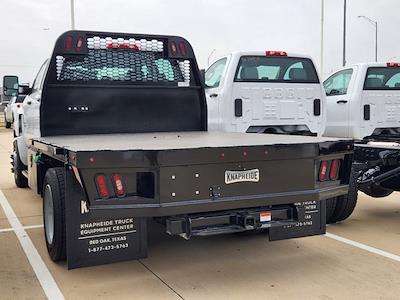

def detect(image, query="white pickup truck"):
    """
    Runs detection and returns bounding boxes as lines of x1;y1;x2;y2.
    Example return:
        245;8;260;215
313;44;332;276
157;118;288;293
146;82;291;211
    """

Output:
324;62;400;140
205;51;326;136
323;62;400;223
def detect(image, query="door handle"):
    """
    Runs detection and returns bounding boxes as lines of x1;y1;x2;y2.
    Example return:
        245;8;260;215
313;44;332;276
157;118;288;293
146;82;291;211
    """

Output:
336;100;348;104
209;93;218;98
26;100;32;105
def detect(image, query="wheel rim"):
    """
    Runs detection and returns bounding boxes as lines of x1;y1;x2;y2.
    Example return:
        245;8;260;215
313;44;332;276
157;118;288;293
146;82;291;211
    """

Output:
44;184;55;245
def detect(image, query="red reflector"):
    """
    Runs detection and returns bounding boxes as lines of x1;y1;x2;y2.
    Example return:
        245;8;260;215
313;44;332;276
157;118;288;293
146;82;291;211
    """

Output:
65;35;73;50
112;174;126;197
319;161;328;181
387;62;400;67
76;36;84;51
170;42;178;56
16;104;21;108
330;159;341;180
266;50;288;57
178;41;187;56
95;175;109;198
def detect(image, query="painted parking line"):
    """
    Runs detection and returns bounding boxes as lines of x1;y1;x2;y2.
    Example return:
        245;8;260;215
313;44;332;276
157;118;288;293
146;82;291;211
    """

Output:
0;190;64;300
325;232;400;263
0;224;43;233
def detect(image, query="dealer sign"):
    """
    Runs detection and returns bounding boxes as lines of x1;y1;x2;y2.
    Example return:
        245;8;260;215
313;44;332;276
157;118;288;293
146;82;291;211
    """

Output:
225;169;260;184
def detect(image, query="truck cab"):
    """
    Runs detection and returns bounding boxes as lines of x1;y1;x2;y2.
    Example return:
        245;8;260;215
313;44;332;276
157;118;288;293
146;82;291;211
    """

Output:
205;51;325;136
323;62;400;140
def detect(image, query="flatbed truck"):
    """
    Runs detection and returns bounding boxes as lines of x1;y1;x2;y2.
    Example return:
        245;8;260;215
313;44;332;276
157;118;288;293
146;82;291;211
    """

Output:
4;31;353;269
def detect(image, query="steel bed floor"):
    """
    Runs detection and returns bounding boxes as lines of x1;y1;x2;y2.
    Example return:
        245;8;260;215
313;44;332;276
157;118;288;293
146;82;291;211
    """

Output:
34;131;347;152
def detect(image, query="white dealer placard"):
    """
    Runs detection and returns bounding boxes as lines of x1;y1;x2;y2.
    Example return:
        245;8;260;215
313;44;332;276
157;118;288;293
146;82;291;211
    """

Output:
225;169;260;184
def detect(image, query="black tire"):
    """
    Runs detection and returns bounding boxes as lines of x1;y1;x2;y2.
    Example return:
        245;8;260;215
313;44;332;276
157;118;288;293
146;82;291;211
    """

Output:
43;167;66;262
325;197;337;223
13;142;28;188
328;167;359;223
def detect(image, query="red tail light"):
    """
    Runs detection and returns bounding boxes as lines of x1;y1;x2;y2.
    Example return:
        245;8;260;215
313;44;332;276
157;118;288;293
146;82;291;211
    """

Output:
170;41;178;56
16;104;21;108
266;50;288;57
65;35;73;50
112;174;126;197
178;41;187;56
319;161;328;182
330;159;341;180
387;62;400;67
95;174;109;198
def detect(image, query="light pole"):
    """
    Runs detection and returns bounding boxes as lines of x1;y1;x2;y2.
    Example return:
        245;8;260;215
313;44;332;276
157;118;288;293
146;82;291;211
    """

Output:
358;15;378;62
343;0;347;66
320;0;324;76
70;0;76;30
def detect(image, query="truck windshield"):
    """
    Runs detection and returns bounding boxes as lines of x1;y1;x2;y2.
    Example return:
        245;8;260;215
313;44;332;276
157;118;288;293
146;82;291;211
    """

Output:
234;56;319;83
364;67;400;90
58;50;186;85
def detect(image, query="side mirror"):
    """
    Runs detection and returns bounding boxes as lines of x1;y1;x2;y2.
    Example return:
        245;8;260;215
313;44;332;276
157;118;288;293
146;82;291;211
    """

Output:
200;69;206;86
3;76;19;96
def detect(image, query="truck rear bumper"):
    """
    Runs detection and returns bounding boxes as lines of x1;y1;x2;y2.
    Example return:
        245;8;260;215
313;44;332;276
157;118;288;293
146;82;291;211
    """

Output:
89;184;348;218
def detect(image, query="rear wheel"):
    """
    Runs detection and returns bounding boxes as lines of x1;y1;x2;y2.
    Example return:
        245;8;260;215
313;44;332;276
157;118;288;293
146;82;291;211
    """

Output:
327;167;358;224
43;167;66;261
325;197;337;223
13;142;28;188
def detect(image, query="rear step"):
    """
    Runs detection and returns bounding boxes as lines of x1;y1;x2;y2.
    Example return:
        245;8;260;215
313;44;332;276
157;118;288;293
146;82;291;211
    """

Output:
165;206;297;240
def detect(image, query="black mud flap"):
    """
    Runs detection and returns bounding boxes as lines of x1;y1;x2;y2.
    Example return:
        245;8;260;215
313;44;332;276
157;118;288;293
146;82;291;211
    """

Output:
65;168;147;269
269;200;326;241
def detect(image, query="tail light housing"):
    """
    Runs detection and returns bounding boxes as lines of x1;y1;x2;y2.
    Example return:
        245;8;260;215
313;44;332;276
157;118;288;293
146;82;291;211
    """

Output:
319;159;342;182
112;174;126;197
95;174;109;198
319;161;329;182
329;159;341;180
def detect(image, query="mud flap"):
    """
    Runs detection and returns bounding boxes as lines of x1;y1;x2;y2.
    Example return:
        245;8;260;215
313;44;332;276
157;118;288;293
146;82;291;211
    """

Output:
65;168;147;269
269;200;326;241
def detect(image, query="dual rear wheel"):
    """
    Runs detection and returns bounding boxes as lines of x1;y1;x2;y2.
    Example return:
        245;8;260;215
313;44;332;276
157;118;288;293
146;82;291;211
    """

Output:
43;167;66;261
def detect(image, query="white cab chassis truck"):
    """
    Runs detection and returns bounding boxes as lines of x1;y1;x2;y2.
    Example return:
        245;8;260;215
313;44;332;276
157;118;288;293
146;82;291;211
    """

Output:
205;51;326;136
4;32;353;269
323;62;400;223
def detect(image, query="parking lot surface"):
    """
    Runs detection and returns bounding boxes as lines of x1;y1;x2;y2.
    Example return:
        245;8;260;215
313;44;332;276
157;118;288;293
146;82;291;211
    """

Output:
1;127;400;300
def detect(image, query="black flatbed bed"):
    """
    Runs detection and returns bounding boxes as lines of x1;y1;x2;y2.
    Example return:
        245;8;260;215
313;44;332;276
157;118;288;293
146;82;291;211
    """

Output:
33;131;348;152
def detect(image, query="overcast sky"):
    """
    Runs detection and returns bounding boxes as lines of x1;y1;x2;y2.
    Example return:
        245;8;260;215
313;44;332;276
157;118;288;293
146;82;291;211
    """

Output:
1;0;399;83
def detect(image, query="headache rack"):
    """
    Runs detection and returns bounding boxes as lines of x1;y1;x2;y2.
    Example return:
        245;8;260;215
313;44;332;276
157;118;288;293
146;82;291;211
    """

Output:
39;30;207;137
